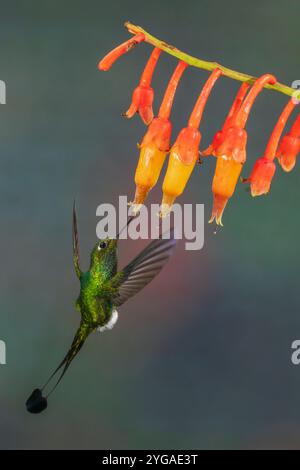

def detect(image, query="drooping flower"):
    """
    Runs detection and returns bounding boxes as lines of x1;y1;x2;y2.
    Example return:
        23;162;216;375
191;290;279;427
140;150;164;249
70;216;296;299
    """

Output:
206;74;277;225
245;157;276;197
124;47;162;125
204;75;277;163
277;114;300;172
206;84;249;225
98;33;145;71
202;82;250;163
131;61;188;215
160;68;223;217
209;158;243;226
245;98;297;196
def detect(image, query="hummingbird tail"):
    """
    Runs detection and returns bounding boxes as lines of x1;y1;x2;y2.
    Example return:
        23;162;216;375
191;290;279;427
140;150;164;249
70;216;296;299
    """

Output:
42;334;84;397
44;323;92;397
26;323;92;414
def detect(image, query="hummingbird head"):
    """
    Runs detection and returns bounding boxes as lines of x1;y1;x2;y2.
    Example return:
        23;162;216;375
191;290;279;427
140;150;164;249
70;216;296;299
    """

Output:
89;216;135;274
89;237;118;275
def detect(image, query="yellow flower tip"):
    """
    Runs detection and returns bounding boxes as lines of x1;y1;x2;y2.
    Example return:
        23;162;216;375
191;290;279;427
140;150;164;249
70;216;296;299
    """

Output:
250;188;259;197
159;194;176;218
282;165;294;173
127;200;136;215
250;179;273;196
279;156;296;173
158;205;170;219
130;203;142;216
216;215;224;227
282;164;294;173
247;157;276;198
250;187;268;197
139;107;154;126
210;194;228;227
124;86;154;125
123;101;137;120
129;184;152;216
133;185;150;206
208;212;224;227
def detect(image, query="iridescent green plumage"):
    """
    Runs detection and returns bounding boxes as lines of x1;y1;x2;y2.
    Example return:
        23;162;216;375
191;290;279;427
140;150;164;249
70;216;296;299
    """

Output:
26;204;176;414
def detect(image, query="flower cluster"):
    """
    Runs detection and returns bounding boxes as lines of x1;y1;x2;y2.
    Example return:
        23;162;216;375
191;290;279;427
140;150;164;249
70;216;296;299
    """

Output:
99;27;299;225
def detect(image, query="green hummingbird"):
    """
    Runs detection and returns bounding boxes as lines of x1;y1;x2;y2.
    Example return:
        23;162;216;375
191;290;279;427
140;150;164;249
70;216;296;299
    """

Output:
26;204;176;414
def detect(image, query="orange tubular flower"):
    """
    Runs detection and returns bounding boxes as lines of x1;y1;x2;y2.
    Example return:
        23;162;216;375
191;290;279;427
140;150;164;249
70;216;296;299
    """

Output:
207;74;277;225
245;98;297;196
204;74;277;163
131;61;188;215
277;114;300;172
124;47;162;125
98;33;145;71
202;82;250;162
209;159;243;226
160;68;223;217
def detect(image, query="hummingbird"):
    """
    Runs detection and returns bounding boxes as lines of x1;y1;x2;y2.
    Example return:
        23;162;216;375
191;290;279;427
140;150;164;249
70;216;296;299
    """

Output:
26;204;176;414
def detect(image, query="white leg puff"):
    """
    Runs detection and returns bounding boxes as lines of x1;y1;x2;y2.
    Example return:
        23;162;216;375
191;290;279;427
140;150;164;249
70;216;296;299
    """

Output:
98;309;119;333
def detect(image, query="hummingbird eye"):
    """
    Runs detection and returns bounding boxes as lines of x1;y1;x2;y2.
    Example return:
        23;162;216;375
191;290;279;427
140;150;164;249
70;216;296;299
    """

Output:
98;241;107;250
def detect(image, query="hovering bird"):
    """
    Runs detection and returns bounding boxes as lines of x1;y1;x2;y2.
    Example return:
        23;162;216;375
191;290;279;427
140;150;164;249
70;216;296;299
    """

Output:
26;205;176;414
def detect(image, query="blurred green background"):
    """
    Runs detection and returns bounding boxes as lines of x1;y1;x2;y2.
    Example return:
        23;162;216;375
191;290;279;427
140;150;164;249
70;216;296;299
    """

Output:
0;0;300;450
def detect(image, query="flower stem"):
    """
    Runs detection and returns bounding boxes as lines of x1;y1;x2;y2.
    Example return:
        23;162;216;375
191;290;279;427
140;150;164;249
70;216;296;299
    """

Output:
235;74;276;128
125;22;298;99
264;99;297;160
188;68;222;129
140;47;162;87
223;83;250;129
158;61;188;120
290;114;300;138
98;33;145;71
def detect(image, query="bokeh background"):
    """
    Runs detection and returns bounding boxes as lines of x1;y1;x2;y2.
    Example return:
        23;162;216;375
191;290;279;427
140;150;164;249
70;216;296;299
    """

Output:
0;0;300;450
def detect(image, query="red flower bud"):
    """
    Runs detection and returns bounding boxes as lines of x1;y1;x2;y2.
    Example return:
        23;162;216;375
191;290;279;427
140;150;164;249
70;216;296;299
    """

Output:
98;33;145;71
277;114;300;172
124;47;161;125
125;85;154;125
277;134;300;172
244;98;297;195
246;157;276;197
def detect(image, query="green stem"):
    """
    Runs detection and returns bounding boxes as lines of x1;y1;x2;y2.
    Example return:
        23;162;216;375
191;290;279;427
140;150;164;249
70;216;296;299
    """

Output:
125;22;298;99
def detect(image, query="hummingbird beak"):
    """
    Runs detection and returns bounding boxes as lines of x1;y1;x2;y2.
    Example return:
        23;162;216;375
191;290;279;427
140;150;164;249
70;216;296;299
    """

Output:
26;324;92;414
116;215;135;239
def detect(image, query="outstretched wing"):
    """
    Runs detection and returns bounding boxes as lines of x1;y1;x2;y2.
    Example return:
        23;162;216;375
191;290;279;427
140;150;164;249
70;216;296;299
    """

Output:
72;202;81;278
112;228;176;307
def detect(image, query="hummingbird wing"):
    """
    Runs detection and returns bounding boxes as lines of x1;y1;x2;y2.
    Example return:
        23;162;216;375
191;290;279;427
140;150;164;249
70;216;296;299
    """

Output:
111;228;176;307
73;202;82;278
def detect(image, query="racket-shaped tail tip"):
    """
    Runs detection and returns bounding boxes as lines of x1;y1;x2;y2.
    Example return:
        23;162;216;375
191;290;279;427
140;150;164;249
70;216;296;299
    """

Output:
26;388;48;414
